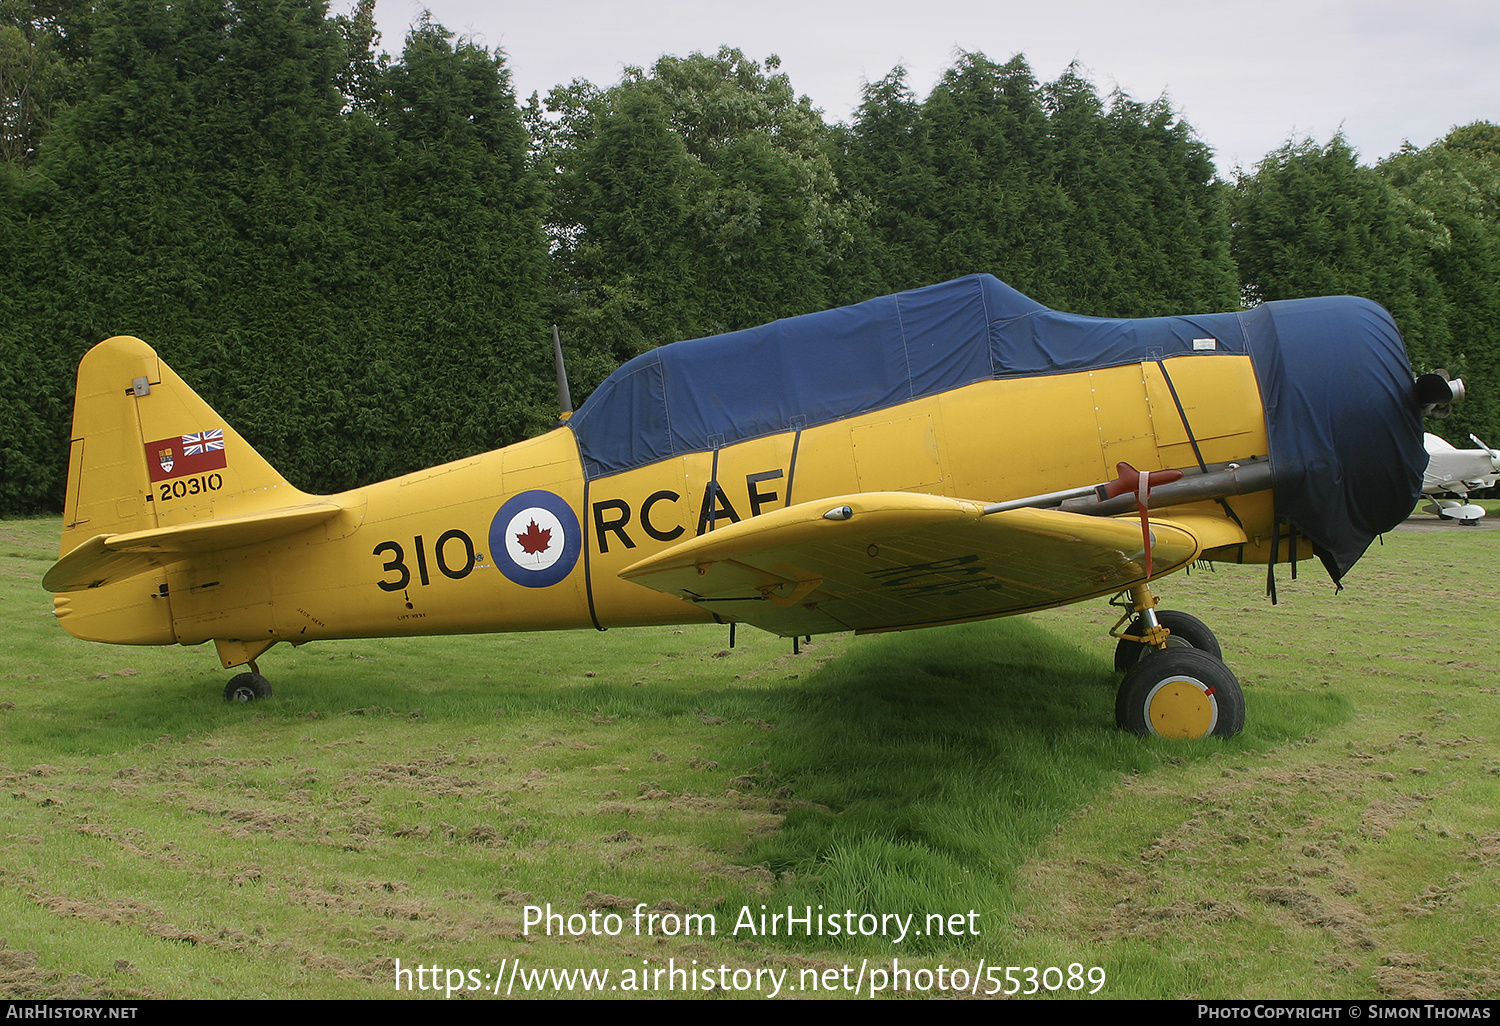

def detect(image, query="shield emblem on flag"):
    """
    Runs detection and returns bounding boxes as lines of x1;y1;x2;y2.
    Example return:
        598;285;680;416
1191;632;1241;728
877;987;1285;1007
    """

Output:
158;448;175;474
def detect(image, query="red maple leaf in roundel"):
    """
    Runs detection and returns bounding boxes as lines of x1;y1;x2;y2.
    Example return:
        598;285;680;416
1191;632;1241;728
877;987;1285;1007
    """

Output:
516;519;552;555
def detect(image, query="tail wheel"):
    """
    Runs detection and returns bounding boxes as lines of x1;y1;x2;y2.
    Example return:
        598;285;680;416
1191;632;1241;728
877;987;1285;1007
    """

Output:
1113;609;1221;672
1116;648;1243;739
224;672;273;702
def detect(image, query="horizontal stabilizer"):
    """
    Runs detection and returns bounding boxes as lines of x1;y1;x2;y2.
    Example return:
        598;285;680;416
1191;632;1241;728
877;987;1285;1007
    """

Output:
619;491;1229;637
44;502;344;592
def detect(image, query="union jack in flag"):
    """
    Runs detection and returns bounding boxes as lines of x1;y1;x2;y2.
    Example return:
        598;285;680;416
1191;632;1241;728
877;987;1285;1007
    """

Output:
182;429;224;456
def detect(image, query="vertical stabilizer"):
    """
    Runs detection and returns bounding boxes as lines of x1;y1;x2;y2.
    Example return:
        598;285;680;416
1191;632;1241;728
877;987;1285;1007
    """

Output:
54;335;312;644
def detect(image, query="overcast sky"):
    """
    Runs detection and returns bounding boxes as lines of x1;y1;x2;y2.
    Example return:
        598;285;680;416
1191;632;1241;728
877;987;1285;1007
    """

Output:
370;0;1498;179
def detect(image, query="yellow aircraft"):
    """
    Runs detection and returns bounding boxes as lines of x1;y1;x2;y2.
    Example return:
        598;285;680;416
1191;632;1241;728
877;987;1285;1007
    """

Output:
44;275;1440;739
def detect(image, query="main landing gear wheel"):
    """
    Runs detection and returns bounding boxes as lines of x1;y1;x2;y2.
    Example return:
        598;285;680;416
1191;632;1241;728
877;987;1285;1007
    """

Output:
1115;648;1244;739
224;672;273;702
1113;609;1221;672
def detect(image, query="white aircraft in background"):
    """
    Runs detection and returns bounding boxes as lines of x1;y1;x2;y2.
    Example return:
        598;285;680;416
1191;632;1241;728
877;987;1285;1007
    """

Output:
1423;432;1499;523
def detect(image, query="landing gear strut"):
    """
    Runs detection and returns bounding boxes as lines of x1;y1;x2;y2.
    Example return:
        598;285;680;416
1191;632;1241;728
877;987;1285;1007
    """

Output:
1113;609;1221;670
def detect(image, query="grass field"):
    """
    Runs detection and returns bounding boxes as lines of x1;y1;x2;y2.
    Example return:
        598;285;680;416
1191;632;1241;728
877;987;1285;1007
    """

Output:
2;512;1497;1000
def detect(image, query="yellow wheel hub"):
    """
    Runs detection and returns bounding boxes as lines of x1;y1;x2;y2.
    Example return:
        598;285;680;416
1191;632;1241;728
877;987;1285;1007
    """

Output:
1145;676;1216;739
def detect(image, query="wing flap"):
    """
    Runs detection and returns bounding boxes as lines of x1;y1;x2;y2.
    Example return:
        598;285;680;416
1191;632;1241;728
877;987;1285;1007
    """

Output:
44;502;344;592
620;492;1226;636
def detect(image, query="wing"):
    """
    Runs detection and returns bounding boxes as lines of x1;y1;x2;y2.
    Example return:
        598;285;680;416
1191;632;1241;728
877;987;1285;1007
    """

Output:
619;492;1247;637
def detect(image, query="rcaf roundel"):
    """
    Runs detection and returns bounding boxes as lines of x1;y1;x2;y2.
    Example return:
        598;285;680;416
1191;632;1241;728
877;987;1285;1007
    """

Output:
489;490;581;588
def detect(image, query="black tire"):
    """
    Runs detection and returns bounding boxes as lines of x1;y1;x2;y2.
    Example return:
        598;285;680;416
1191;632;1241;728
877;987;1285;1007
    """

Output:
1115;648;1244;739
1113;609;1221;672
224;672;273;702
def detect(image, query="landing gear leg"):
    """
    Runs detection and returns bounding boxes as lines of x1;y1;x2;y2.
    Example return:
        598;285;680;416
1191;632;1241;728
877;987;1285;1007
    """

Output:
1111;583;1224;669
1110;584;1170;655
1108;584;1242;738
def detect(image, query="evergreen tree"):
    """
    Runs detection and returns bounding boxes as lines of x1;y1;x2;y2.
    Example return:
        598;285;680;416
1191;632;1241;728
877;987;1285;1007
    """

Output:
918;52;1065;299
1040;64;1126;309
32;0;358;487
544;80;710;369
833;66;938;298
1232;135;1450;369
5;2;548;506
1382;123;1500;444
1046;78;1237;316
538;47;853;394
367;17;550;477
331;0;381;110
0;0;91;163
18;11;1496;516
1112;94;1238;313
844;52;1236;315
0;158;65;511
